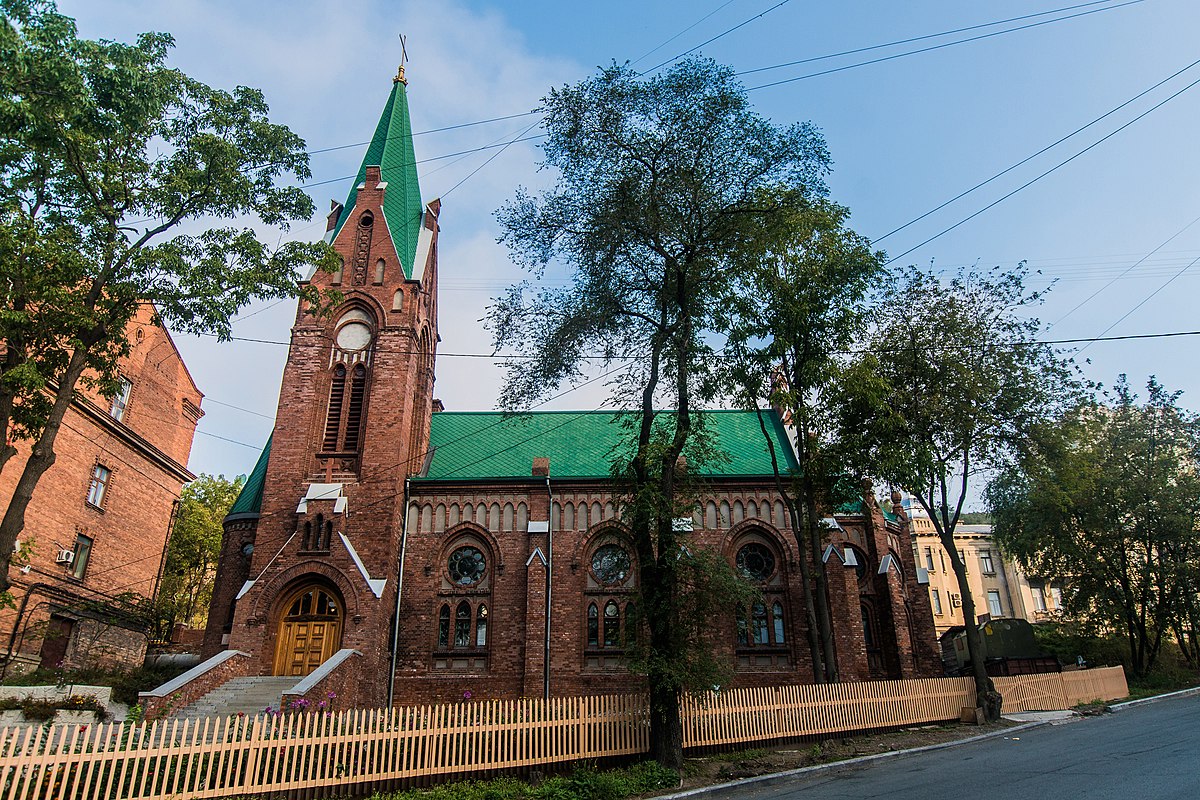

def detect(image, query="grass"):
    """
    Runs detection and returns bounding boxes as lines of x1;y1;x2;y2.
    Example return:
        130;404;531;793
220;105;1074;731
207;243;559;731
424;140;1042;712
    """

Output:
365;762;679;800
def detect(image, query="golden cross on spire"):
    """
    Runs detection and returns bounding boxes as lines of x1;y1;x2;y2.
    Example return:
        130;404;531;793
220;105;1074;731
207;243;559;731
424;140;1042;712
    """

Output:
395;34;409;85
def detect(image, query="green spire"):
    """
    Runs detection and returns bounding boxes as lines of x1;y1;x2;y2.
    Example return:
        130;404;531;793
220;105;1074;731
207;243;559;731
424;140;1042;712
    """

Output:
332;74;424;278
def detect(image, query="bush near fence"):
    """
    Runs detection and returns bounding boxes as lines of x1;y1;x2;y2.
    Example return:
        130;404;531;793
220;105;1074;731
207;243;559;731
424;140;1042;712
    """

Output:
0;666;1127;800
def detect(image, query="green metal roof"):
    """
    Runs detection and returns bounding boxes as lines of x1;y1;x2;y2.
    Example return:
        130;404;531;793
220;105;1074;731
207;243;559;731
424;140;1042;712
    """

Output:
331;78;424;278
417;410;798;482
227;435;271;517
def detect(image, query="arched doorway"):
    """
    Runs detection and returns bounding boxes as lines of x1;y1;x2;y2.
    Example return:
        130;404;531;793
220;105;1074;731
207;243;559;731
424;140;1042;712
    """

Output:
273;583;343;677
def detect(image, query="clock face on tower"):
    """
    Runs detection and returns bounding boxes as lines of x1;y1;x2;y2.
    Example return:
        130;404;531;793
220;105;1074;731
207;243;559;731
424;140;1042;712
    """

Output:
336;321;372;351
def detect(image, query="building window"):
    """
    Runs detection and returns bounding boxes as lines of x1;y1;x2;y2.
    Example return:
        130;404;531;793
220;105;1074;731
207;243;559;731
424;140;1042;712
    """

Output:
71;534;93;579
958;549;968;573
979;550;995;575
1050;587;1064;610
737;602;787;647
447;546;486;586
434;535;493;670
591;544;631;586
924;547;934;572
302;515;333;552
987;590;1003;617
86;465;110;508
931;588;943;615
109;377;132;422
736;543;776;581
1032;586;1047;612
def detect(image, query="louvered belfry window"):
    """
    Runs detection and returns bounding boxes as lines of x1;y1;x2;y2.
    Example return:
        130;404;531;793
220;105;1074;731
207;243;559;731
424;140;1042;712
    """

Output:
343;365;367;450
323;308;375;454
323;365;347;450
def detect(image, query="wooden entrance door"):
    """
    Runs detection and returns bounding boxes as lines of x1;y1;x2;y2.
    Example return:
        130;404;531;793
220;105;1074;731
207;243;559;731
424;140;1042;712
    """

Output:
273;585;342;676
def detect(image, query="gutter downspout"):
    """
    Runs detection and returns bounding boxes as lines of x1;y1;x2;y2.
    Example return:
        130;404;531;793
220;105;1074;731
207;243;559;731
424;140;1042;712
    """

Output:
544;476;553;700
388;478;412;708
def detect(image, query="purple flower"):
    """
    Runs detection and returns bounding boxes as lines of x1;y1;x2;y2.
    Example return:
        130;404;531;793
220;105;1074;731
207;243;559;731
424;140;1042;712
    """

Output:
463;690;472;700
327;692;337;699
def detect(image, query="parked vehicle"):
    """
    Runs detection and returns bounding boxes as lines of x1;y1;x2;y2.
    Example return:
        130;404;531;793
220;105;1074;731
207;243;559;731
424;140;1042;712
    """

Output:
939;618;1062;677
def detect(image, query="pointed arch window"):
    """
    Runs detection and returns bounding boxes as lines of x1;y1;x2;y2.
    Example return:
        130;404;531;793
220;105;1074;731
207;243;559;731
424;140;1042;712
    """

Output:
323;365;347;450
433;534;493;671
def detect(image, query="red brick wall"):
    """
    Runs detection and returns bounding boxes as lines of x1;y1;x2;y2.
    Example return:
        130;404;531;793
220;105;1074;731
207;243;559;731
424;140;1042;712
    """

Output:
141;651;253;720
0;311;200;671
222;170;440;707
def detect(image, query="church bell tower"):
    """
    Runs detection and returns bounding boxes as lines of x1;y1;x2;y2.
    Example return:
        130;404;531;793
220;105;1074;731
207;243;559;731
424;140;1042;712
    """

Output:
211;65;441;705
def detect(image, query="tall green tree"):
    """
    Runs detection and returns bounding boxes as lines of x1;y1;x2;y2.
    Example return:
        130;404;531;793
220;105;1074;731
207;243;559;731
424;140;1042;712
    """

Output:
840;264;1077;720
987;376;1200;677
0;0;336;593
489;58;830;768
157;474;245;634
725;196;885;682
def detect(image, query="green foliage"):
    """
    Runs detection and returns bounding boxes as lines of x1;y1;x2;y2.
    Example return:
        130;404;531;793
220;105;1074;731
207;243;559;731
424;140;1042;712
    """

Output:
988;376;1200;676
489;57;831;765
723;194;886;681
157;474;244;633
0;0;338;591
0;694;107;721
841;263;1078;715
2;661;189;706
369;762;679;800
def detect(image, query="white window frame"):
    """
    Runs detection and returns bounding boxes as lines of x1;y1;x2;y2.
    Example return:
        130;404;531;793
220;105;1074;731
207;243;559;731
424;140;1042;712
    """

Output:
109;377;132;422
987;590;1003;617
86;464;110;508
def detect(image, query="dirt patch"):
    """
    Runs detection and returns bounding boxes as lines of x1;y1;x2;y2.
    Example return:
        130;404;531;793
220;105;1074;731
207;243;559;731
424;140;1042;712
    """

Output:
668;720;1020;793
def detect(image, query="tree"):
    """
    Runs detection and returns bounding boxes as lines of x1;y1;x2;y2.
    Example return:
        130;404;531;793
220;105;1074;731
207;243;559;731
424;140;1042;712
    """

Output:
0;0;337;593
156;474;245;635
840;264;1077;720
724;196;885;682
489;58;830;768
987;376;1200;676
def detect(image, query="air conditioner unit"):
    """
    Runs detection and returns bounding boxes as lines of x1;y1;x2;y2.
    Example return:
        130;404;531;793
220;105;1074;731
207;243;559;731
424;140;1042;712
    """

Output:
55;549;75;565
950;594;962;608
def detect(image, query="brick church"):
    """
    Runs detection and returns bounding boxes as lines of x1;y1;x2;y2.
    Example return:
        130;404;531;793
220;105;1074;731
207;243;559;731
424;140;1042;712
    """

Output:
201;67;940;709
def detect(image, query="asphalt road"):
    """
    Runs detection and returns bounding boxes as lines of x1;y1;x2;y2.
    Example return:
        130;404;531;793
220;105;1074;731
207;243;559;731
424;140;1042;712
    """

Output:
705;694;1200;800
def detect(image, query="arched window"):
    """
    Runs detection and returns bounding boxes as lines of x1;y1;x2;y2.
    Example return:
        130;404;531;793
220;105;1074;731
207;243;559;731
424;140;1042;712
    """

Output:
731;533;791;664
374;258;385;285
433;535;493;671
343;364;366;450
476;605;488;647
454;602;471;647
587;603;599;648
603;601;621;647
438;605;450;648
323;365;346;450
584;538;636;668
324;310;376;455
392;289;403;311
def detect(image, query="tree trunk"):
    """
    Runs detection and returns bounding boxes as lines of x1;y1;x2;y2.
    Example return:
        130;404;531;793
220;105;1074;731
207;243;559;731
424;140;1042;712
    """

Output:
0;348;91;594
648;679;684;770
945;543;1001;721
804;489;837;682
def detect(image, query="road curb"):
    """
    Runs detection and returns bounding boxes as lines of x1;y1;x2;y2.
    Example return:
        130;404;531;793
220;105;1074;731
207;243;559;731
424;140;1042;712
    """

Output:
654;720;1048;799
1109;685;1200;711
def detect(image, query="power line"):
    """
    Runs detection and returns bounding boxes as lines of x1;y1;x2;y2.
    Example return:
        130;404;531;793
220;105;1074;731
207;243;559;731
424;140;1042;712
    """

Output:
1074;255;1200;356
873;53;1200;245
642;0;794;74
630;0;743;66
882;72;1200;266
739;0;1123;77
744;0;1143;92
1049;212;1200;327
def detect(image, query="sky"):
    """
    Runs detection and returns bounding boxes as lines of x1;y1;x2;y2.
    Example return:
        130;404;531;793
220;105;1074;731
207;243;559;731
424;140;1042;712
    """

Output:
58;0;1200;486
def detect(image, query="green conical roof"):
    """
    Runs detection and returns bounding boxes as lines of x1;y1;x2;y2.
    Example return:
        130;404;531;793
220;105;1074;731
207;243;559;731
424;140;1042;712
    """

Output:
332;77;424;278
226;435;271;517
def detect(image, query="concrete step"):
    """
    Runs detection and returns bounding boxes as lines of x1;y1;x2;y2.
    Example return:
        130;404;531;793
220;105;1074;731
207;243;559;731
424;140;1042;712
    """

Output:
172;676;299;720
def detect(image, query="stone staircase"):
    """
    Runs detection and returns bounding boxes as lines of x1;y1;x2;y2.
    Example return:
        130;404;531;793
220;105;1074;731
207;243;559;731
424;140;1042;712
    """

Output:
170;676;298;720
